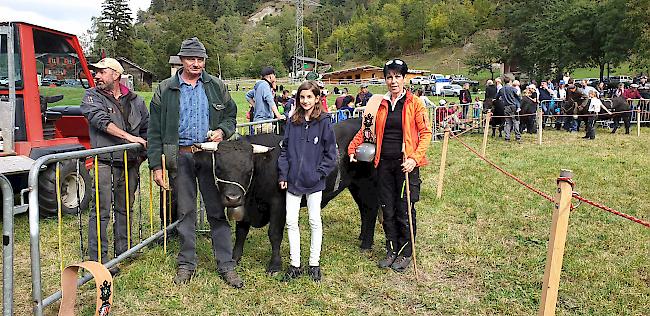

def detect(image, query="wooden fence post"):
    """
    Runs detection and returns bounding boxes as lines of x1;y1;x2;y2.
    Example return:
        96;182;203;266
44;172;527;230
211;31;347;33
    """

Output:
482;112;491;156
537;109;543;145
637;109;641;137
538;169;574;316
436;127;450;199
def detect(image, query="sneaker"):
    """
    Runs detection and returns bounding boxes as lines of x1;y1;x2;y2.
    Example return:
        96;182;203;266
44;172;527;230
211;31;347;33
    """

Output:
390;256;412;272
220;270;244;288
378;252;397;269
308;266;322;282
283;265;302;281
173;268;195;284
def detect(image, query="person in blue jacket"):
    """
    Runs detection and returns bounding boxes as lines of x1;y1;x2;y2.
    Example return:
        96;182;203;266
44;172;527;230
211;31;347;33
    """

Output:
278;80;337;282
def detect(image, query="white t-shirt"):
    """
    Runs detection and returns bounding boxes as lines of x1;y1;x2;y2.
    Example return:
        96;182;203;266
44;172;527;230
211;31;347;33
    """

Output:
558;88;566;100
588;97;603;113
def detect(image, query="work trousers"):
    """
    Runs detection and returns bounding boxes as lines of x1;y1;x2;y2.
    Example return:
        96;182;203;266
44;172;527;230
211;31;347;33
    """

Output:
285;191;323;268
172;152;235;273
88;161;140;262
377;158;420;257
504;116;521;141
585;113;597;139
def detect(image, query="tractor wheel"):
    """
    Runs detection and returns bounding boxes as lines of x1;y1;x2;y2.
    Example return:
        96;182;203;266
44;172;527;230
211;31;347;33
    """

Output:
38;159;91;216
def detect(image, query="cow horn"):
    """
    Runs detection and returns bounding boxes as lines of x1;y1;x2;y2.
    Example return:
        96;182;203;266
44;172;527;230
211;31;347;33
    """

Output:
197;142;220;151
251;144;273;153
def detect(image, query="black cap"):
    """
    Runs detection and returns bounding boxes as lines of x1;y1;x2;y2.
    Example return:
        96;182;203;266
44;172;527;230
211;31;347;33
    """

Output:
261;66;275;77
177;37;208;59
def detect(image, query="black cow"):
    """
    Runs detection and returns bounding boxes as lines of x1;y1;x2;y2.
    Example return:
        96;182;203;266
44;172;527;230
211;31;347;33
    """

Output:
604;96;632;134
193;118;378;274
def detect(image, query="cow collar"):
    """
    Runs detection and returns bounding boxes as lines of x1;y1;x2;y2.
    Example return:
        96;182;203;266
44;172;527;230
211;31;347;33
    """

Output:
210;152;254;196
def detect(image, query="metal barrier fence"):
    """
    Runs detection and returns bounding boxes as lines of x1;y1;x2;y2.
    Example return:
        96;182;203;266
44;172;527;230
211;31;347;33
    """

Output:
628;99;650;123
538;98;647;130
426;102;483;141
1;175;14;316
27;143;178;316
330;106;365;124
236;118;284;136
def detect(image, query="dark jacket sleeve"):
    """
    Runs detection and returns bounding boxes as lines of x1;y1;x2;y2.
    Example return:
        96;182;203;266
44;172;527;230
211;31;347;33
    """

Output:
80;89;111;132
216;80;237;139
277;122;291;182
317;118;338;178
137;96;149;140
147;84;163;170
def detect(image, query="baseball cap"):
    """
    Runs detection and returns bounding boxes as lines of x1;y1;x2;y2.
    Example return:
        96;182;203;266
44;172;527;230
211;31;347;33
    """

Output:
261;66;275;77
89;58;124;74
559;80;566;85
360;83;369;88
630;83;639;88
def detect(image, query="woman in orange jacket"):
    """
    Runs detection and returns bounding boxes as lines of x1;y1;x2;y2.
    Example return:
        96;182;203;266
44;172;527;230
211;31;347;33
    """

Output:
347;59;432;272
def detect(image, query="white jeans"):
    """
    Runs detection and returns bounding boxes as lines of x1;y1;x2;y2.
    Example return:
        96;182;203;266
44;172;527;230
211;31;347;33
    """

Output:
285;191;323;268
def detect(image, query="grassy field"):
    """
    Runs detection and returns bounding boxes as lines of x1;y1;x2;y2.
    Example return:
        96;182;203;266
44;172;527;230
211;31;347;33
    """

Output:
5;123;649;315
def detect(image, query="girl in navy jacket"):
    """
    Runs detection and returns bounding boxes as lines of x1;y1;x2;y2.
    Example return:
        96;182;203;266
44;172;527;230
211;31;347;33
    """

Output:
278;81;337;282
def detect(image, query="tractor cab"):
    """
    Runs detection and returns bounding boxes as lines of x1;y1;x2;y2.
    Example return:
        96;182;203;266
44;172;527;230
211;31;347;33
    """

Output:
1;22;94;215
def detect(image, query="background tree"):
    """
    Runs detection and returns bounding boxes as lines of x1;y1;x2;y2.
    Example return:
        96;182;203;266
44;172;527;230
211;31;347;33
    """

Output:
464;33;503;79
100;0;134;59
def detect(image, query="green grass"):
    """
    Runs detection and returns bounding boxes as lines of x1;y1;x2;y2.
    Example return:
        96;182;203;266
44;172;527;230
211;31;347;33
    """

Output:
5;126;649;315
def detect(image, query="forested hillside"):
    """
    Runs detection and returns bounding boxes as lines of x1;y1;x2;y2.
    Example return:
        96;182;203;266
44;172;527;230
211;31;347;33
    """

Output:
86;0;649;81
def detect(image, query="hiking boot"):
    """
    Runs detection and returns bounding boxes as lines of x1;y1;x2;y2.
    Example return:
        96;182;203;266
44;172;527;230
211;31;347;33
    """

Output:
220;270;244;289
173;268;195;285
378;252;397;269
390;256;412;273
308;266;322;282
283;265;303;281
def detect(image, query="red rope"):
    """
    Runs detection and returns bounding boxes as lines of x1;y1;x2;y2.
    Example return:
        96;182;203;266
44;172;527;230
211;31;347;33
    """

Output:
448;131;649;229
448;131;556;203
572;194;650;229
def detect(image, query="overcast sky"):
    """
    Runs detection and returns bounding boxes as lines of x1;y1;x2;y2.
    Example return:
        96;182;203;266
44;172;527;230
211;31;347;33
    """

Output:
0;0;150;35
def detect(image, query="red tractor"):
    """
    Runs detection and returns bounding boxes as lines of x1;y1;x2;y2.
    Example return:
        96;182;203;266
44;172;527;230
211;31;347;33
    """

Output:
1;22;94;216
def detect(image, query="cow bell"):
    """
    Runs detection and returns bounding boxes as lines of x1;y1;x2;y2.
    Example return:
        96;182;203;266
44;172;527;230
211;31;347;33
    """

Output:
355;142;376;162
227;206;245;221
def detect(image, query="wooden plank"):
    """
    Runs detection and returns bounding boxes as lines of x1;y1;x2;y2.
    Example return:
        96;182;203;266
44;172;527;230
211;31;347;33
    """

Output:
539;169;574;316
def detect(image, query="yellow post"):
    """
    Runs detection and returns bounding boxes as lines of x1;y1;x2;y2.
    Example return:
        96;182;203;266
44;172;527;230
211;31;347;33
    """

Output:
56;162;63;272
482;112;491;156
538;169;574;316
124;151;131;249
162;154;167;253
149;170;153;236
537;109;543;145
436;127;450;199
637;109;641;137
94;156;101;263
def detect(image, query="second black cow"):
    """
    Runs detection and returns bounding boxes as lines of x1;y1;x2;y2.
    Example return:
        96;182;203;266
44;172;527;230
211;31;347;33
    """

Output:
193;118;379;274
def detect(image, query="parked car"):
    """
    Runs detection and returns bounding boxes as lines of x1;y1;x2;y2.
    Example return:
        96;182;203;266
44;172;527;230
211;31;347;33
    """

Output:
410;76;430;85
62;79;80;86
440;84;462;96
429;73;446;81
0;76;8;86
605;75;633;88
41;76;61;86
450;75;479;87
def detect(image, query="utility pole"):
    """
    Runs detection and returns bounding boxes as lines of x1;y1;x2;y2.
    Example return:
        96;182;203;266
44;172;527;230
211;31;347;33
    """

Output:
315;19;319;73
292;0;305;82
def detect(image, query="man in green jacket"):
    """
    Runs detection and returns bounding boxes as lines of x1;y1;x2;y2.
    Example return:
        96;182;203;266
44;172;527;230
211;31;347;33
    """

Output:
147;37;242;287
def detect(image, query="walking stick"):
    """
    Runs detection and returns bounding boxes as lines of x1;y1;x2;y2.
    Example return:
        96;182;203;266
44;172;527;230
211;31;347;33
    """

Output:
403;144;419;280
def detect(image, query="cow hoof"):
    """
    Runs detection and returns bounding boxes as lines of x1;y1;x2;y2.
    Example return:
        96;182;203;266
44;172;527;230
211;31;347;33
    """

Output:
267;263;282;275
